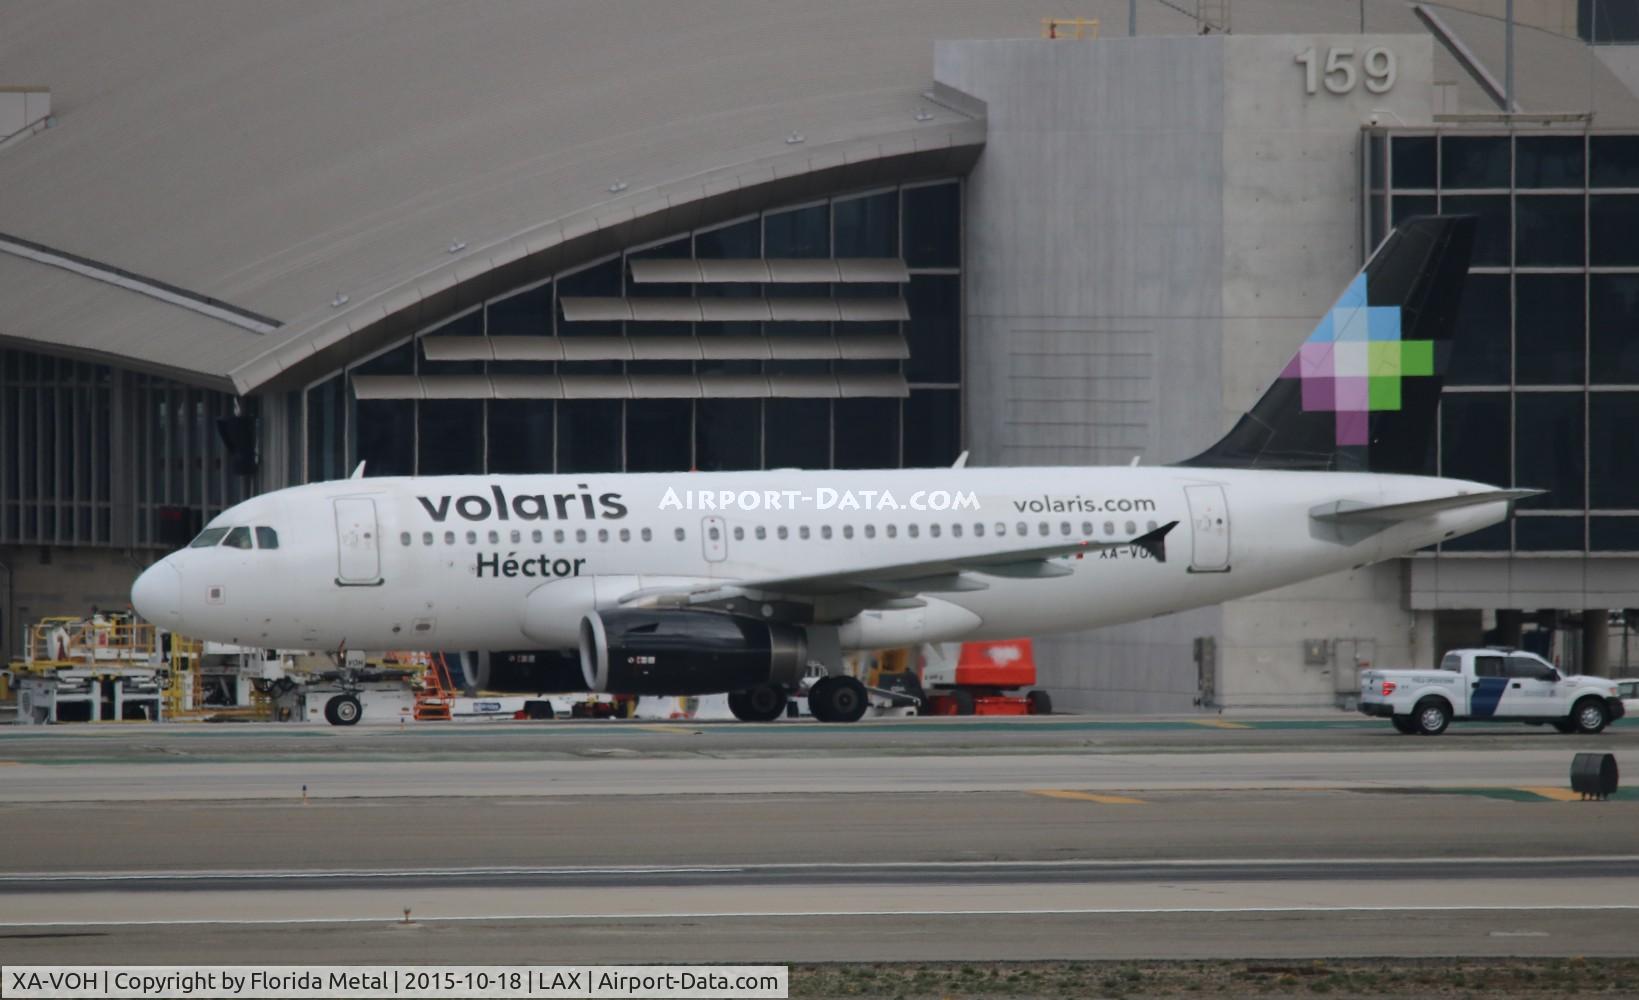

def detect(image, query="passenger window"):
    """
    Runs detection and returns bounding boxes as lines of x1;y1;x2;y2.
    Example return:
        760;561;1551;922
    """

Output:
223;527;253;550
466;531;477;545
598;529;609;542
189;527;230;548
674;527;685;541
1507;656;1555;681
619;528;630;542
733;527;744;541
1060;522;1071;535
1015;521;1027;536
929;524;941;538
1081;522;1093;535
821;526;833;540
400;532;411;546
908;524;920;538
532;530;543;543
755;526;766;540
422;532;433;546
444;531;455;545
778;526;789;540
886;524;897;538
488;531;499;544
1038;522;1049;537
952;524;962;538
996;523;1007;537
974;523;985;537
555;530;566;543
511;530;521;544
575;529;587;543
864;525;876;539
843;526;854;539
1104;521;1115;535
1473;655;1505;678
800;526;811;540
1124;520;1136;535
709;526;721;541
641;528;652;541
256;527;280;550
1146;520;1158;532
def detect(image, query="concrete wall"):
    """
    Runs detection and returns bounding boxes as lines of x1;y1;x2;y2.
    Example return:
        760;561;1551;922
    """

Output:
940;34;1438;711
1214;34;1433;708
0;546;150;659
936;36;1227;712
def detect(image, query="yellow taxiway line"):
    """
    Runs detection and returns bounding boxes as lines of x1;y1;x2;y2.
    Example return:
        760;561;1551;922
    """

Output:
1029;789;1147;805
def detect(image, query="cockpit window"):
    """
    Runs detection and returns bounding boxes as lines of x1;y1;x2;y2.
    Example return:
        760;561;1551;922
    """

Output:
189;527;230;548
222;526;253;550
256;527;279;550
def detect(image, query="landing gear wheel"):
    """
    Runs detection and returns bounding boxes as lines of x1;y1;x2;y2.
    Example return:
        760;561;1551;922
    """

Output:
1026;690;1053;716
949;689;977;716
325;693;362;727
729;685;788;723
809;676;869;723
523;700;554;720
1391;715;1417;734
1572;698;1609;735
1413;698;1450;736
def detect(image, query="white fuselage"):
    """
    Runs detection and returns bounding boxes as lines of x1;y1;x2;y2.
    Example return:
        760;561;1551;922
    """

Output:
132;466;1507;653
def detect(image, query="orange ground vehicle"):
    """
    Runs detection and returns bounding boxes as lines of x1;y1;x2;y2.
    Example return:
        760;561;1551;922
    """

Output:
922;639;1053;716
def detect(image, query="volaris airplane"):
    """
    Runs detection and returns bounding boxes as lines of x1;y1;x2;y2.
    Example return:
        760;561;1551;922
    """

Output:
132;216;1531;723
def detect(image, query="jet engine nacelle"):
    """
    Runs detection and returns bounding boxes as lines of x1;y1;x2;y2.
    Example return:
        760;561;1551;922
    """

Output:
578;609;807;695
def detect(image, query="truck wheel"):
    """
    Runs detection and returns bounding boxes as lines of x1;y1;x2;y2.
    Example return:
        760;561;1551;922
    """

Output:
1391;715;1417;734
1572;697;1609;735
950;689;977;716
1552;719;1576;734
1413;699;1450;736
327;694;362;727
1026;690;1053;716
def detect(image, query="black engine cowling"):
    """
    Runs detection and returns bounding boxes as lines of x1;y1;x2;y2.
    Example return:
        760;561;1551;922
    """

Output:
578;609;807;695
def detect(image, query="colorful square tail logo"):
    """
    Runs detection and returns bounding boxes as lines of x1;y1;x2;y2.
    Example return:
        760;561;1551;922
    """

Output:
1276;274;1434;445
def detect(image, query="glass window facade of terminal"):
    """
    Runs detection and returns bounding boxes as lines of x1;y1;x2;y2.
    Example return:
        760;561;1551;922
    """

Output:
303;180;963;480
1367;130;1639;555
0;349;252;547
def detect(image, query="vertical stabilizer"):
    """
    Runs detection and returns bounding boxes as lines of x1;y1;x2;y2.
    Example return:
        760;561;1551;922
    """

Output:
1181;215;1475;473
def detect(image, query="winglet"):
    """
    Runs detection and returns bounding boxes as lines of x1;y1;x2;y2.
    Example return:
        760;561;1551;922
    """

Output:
952;450;969;469
350;461;367;480
1134;520;1179;563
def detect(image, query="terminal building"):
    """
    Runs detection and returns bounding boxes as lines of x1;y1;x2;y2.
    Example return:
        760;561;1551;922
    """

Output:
2;0;1638;710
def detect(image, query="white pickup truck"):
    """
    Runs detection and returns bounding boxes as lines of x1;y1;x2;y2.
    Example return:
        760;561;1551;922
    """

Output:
1360;648;1625;736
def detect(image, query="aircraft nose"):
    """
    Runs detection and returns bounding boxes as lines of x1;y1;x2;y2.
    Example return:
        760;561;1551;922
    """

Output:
131;559;182;627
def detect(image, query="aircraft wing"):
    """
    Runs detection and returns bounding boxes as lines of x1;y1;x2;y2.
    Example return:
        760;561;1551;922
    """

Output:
618;521;1179;609
1309;489;1541;524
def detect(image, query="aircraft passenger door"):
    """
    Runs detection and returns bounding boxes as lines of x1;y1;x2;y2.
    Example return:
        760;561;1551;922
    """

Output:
1183;485;1231;573
701;515;728;563
333;497;383;585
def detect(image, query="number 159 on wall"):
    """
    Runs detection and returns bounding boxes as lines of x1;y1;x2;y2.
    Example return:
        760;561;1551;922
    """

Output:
1296;46;1396;95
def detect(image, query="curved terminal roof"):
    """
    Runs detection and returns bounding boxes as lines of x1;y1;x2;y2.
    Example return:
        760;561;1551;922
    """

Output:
2;0;1634;393
0;1;1012;391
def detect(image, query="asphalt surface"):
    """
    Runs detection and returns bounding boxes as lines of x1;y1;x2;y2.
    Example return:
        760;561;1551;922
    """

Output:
1;715;1636;963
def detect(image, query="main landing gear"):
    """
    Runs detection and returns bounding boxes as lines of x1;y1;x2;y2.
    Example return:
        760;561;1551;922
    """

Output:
726;676;872;723
808;675;870;724
727;685;788;723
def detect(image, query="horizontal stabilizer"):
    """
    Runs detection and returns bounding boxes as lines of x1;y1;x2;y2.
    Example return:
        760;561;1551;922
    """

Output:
1310;489;1541;524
